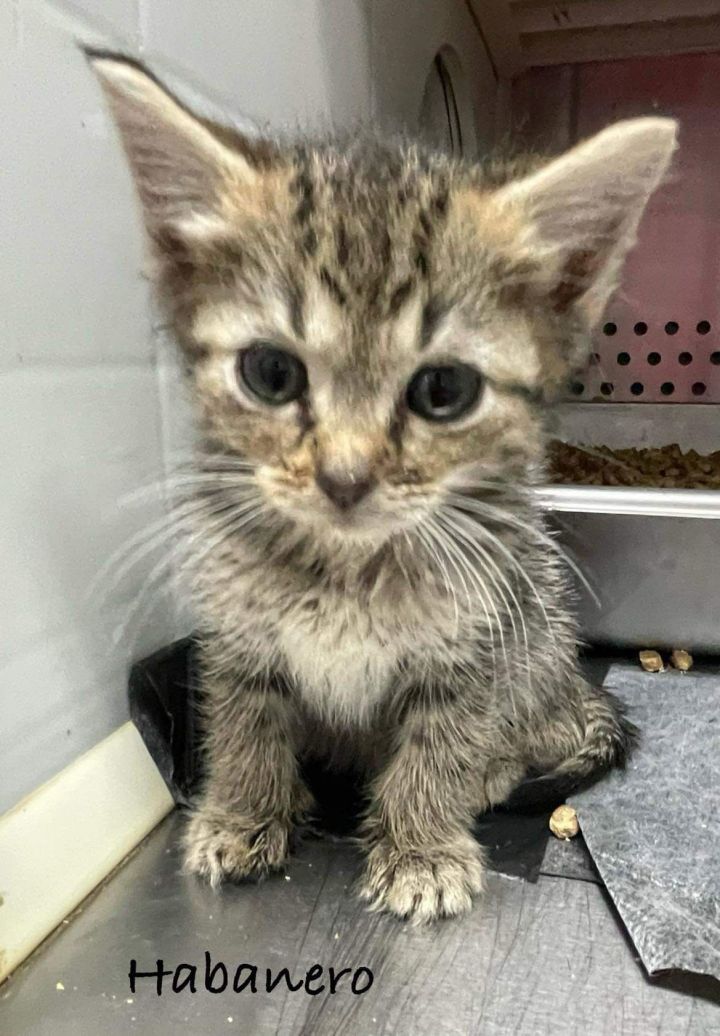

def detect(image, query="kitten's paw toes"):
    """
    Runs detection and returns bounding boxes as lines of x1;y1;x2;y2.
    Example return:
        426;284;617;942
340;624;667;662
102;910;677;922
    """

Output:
183;808;291;887
358;835;485;923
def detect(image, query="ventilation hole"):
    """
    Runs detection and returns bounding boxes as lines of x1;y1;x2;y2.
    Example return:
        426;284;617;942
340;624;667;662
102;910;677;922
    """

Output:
647;352;662;366
660;382;675;396
711;351;720;365
697;320;711;335
570;381;584;396
634;321;648;335
600;382;614;396
678;351;693;366
692;382;707;396
630;382;644;396
664;321;679;335
603;322;617;336
617;352;631;366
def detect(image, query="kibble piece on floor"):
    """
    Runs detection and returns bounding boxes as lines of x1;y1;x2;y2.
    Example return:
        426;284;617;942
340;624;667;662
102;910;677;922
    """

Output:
639;650;664;673
549;805;579;840
670;649;693;671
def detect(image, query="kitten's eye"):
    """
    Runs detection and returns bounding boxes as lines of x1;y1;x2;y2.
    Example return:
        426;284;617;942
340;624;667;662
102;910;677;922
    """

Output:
406;363;483;422
238;342;307;405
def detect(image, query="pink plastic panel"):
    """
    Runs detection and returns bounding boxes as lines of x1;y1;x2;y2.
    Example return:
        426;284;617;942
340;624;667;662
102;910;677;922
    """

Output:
512;53;720;403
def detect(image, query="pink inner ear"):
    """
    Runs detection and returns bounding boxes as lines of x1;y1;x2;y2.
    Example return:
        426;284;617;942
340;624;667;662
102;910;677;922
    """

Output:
512;51;720;403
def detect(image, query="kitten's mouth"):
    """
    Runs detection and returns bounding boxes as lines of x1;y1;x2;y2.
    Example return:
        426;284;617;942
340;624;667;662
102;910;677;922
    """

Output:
315;495;393;539
275;491;423;545
258;467;436;546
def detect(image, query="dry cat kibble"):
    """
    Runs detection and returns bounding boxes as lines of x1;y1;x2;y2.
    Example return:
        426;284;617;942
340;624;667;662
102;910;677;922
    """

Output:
639;650;664;673
548;440;720;490
549;805;579;840
671;649;693;671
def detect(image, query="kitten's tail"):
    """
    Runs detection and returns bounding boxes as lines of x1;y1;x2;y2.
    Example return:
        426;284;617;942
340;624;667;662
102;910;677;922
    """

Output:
504;686;638;810
549;686;638;781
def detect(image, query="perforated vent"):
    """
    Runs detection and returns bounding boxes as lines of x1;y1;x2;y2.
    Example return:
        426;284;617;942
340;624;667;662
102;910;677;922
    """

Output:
570;320;719;403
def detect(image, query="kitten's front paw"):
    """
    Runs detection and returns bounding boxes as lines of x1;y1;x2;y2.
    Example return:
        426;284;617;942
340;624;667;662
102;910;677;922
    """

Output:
183;807;291;888
358;833;486;923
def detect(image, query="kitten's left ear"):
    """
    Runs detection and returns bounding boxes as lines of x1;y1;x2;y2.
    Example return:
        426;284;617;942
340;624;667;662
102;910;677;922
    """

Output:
86;50;273;244
491;118;678;327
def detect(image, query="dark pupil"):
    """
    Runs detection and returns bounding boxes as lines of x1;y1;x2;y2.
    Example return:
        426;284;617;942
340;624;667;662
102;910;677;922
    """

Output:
427;368;461;409
240;344;306;405
260;353;290;394
407;363;482;422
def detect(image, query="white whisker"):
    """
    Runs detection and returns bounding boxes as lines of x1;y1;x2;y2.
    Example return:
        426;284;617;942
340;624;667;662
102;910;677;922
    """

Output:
114;498;266;646
448;503;559;659
413;523;460;634
447;490;599;607
90;490;257;605
425;517;501;693
437;509;532;711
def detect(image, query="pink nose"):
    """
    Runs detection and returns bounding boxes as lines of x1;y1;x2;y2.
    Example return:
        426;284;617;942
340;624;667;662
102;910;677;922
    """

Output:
316;470;375;510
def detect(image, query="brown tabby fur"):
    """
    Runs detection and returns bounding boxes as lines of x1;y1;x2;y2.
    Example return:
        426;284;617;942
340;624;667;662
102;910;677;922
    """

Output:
89;51;677;921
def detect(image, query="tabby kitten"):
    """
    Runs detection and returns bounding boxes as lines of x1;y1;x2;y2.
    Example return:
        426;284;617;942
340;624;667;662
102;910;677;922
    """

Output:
90;52;676;922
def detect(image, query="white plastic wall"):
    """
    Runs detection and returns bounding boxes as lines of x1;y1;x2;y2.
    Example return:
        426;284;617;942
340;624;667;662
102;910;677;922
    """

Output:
1;0;494;813
371;1;497;153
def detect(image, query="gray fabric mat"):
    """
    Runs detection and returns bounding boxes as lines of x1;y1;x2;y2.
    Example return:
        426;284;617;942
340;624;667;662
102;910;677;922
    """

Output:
571;662;720;980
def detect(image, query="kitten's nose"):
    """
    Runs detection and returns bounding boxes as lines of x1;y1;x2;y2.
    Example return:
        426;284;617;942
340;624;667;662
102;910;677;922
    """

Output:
316;469;375;511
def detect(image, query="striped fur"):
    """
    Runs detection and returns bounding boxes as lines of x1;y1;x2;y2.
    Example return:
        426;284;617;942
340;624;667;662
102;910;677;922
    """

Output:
91;54;675;921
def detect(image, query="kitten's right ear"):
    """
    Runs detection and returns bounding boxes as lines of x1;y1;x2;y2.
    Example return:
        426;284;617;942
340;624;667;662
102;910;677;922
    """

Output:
86;50;265;242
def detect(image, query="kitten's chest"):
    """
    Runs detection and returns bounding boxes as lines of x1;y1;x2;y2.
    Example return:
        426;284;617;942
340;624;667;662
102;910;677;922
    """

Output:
276;592;404;723
205;550;460;721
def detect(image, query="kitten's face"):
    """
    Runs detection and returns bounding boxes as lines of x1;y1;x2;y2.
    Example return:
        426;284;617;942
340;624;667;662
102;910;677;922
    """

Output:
90;55;677;547
183;155;550;544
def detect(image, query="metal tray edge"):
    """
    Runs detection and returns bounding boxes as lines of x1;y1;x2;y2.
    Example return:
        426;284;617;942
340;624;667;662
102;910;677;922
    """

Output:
534;485;720;520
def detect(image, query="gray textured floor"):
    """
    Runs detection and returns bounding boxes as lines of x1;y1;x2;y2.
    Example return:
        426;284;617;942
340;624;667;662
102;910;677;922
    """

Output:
2;812;719;1036
571;664;720;980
